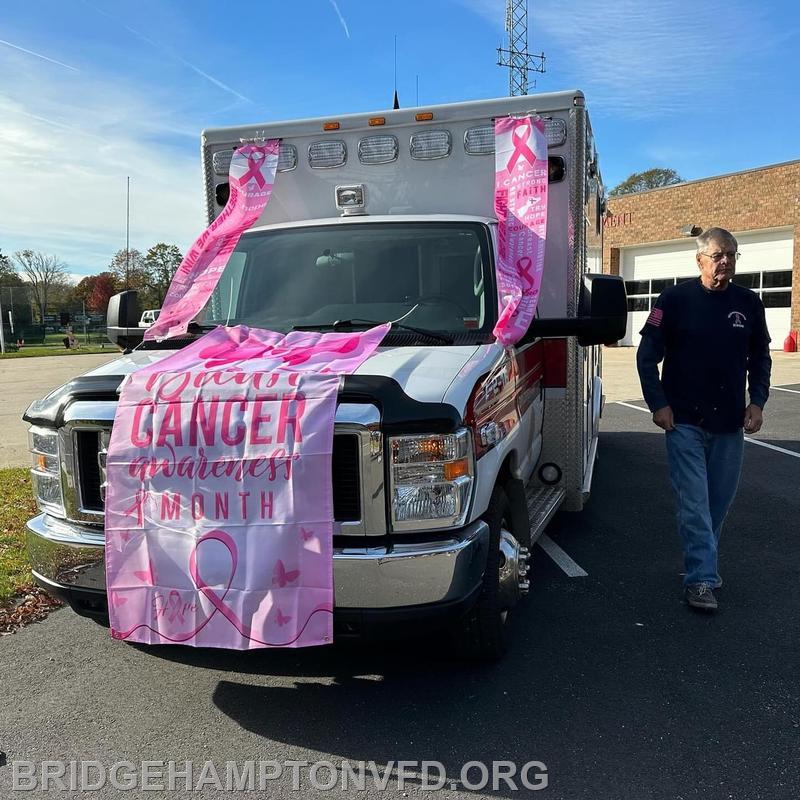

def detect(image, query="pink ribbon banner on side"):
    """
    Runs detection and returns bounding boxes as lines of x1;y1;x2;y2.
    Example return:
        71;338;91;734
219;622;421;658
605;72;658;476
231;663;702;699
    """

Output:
104;323;389;649
145;142;280;341
493;116;549;347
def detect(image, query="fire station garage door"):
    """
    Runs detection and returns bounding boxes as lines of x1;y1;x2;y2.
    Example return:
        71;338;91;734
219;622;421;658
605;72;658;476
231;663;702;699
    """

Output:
620;228;794;348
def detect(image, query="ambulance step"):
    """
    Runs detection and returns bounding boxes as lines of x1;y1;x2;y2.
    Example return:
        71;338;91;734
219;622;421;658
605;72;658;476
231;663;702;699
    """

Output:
524;485;565;543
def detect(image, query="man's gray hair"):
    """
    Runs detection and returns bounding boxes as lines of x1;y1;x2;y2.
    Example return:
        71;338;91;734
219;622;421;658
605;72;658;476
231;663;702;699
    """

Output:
696;227;738;253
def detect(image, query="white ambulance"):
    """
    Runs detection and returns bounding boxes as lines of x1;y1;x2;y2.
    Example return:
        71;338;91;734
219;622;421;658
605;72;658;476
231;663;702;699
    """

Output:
25;90;625;658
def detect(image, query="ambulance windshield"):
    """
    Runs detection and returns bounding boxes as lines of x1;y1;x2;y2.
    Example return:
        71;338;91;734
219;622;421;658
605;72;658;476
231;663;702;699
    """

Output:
201;221;494;342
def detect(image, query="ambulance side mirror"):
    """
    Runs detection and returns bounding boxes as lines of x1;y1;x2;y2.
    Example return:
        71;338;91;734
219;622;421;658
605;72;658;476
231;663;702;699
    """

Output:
521;274;627;345
576;274;628;346
107;290;143;350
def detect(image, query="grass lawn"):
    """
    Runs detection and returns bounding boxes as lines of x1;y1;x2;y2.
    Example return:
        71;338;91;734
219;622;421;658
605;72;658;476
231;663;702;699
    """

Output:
0;345;114;359
0;468;37;606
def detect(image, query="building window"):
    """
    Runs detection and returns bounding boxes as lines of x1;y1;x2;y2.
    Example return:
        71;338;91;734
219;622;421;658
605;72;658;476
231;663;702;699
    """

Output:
762;270;792;289
625;280;649;296
627;296;649;312
651;278;676;293
733;273;760;289
761;291;791;308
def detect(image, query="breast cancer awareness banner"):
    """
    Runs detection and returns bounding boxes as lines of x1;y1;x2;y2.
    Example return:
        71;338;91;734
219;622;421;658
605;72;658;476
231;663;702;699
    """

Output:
145;141;280;341
104;323;389;649
493;116;548;347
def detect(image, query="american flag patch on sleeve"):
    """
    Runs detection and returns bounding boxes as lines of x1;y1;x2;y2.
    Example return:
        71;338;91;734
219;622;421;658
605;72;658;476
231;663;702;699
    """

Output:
646;307;663;327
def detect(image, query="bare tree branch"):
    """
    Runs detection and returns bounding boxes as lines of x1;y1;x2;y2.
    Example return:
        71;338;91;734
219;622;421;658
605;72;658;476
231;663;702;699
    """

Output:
13;250;69;322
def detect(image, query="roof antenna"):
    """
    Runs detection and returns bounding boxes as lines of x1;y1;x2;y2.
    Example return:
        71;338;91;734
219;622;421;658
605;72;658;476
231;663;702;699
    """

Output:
393;35;399;109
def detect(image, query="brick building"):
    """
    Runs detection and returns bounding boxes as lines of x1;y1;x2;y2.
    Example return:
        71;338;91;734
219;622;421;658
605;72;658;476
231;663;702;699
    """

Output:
602;160;799;348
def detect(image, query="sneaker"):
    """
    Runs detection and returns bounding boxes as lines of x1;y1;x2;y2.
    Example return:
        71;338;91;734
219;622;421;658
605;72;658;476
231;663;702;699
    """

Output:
685;583;718;611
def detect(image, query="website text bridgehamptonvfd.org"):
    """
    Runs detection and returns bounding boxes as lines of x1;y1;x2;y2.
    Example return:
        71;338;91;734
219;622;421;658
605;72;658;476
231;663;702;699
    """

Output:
9;759;549;792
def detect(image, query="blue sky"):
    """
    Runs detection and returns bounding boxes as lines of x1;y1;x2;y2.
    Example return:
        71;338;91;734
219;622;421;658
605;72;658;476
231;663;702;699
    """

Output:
1;0;798;278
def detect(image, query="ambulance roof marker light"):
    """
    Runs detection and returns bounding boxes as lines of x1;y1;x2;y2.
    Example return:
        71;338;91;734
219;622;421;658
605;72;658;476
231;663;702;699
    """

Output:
323;121;341;131
369;117;386;127
415;112;434;122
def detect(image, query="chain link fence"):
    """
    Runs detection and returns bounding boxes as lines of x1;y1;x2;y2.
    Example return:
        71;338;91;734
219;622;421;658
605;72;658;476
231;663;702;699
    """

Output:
0;285;112;351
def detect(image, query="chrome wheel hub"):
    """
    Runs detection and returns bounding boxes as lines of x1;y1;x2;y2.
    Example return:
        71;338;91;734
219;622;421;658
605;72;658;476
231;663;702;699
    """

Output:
497;528;531;609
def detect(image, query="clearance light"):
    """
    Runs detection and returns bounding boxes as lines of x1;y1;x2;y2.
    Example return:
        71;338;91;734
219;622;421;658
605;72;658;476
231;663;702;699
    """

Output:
358;134;398;165
464;125;494;155
409;130;451;160
415;112;434;122
323;121;340;131
368;117;386;127
278;144;298;172
212;149;233;176
308;140;347;169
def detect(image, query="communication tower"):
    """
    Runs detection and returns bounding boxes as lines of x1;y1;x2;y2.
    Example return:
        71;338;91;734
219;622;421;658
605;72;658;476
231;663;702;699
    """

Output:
497;0;545;96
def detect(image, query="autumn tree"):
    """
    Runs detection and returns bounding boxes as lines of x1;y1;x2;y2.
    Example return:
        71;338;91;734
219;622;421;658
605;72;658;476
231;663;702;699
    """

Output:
0;250;25;286
609;168;684;197
13;250;69;322
108;249;147;292
87;273;118;313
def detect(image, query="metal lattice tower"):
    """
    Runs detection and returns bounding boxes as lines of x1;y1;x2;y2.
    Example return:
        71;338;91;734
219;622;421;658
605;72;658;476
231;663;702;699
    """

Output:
497;0;545;96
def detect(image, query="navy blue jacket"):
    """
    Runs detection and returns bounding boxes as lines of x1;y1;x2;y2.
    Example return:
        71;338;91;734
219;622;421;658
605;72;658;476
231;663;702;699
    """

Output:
636;278;771;433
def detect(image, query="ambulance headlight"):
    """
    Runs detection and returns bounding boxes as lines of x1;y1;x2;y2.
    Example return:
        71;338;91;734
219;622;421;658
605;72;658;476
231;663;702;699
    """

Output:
28;426;64;515
278;144;298;172
212;149;233;175
389;429;474;530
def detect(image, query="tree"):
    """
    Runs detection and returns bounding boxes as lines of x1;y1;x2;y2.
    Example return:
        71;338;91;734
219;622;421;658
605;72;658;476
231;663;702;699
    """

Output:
108;248;148;293
87;273;118;313
609;168;684;197
13;250;69;322
143;243;183;306
0;249;24;287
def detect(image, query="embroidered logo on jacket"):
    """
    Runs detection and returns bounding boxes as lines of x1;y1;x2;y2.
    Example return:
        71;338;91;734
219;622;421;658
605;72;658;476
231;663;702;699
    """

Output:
646;307;663;327
728;311;746;328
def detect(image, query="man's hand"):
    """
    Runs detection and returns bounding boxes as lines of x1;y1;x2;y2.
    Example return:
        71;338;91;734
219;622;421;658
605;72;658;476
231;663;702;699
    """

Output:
653;405;675;431
744;404;763;434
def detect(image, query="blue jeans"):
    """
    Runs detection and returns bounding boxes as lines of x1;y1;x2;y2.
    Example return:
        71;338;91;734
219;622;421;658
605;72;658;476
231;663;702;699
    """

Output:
665;424;744;587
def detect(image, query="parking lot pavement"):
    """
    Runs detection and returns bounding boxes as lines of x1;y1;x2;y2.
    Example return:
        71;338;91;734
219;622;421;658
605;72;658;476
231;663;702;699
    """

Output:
0;352;118;468
1;385;797;798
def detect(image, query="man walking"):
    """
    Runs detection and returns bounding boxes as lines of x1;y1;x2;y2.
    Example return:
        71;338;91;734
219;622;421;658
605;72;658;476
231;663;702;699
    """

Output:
636;227;771;611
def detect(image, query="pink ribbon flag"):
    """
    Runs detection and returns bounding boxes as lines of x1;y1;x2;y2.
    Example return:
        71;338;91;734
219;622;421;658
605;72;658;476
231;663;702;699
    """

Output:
105;324;389;649
145;141;280;341
493;116;549;347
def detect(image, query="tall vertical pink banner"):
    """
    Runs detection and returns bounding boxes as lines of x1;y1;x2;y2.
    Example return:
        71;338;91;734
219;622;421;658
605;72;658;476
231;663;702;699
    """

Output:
493;116;549;347
145;141;280;341
104;323;389;648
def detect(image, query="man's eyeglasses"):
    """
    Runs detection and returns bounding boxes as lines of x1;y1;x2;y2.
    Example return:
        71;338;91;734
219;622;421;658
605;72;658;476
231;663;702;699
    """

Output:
701;251;740;263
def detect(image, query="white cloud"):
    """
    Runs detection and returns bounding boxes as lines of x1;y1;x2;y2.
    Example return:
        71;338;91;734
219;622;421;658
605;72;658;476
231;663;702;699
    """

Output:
458;0;774;119
0;51;205;277
328;0;351;39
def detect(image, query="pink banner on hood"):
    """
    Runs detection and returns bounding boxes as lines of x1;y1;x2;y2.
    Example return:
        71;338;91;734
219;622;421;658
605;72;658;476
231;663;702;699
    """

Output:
493;116;549;347
145;142;280;341
104;323;389;648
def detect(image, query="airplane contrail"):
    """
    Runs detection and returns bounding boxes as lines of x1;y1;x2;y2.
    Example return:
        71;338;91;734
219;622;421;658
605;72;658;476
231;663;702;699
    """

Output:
0;38;79;71
328;0;351;39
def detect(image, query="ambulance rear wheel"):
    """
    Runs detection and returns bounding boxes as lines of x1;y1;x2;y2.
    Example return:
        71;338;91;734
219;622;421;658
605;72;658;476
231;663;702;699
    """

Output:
452;486;513;660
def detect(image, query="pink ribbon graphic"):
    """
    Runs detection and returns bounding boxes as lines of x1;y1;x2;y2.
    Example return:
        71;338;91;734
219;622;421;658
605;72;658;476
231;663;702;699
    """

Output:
238;150;268;189
145;141;280;342
492;116;549;346
506;119;537;173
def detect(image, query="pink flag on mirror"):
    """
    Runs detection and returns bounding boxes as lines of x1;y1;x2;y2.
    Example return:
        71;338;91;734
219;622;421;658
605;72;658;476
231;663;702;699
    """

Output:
104;323;389;649
493;116;549;347
145;142;280;341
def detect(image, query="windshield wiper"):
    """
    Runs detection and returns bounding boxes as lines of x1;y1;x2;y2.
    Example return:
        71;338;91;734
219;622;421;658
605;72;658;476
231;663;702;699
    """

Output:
292;319;454;345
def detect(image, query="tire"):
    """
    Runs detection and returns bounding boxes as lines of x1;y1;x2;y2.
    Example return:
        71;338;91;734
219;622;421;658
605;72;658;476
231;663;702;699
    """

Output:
451;486;513;661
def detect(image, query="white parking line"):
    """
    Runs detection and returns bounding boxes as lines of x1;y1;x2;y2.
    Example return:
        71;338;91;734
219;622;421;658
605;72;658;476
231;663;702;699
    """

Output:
538;533;589;577
613;401;800;459
772;386;800;395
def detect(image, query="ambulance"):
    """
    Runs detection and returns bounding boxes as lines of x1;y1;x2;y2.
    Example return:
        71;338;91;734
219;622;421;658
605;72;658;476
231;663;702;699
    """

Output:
25;90;626;658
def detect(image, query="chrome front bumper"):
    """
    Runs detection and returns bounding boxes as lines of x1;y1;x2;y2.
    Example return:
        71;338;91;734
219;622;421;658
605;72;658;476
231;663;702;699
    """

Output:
26;514;490;613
